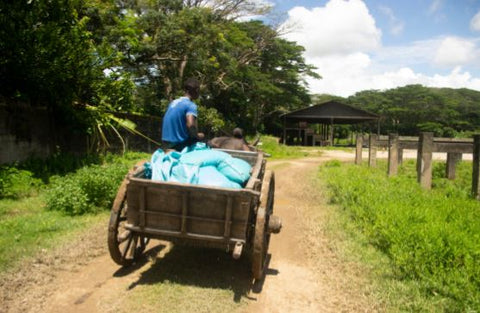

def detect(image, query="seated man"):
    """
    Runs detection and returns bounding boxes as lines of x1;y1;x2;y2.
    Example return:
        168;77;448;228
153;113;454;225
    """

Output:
161;77;204;152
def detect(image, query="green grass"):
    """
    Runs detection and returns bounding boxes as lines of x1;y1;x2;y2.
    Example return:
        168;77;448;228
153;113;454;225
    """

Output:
256;135;322;159
319;160;480;312
0;151;150;273
0;194;109;272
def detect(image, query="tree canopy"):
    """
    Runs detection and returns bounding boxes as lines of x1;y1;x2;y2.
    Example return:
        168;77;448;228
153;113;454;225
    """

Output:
346;85;480;137
1;0;318;143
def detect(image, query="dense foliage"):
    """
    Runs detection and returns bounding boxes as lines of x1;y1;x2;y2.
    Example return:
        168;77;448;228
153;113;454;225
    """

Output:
346;85;480;137
320;160;480;311
1;0;317;143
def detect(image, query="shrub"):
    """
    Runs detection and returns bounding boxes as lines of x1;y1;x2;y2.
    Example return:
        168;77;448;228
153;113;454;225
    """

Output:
19;152;102;183
45;163;128;215
0;166;43;199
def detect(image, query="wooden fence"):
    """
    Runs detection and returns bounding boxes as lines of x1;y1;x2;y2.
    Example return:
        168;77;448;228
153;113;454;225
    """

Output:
356;132;480;199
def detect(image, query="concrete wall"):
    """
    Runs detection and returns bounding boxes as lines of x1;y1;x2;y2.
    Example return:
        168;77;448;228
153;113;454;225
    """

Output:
0;104;53;164
0;102;163;165
106;112;162;153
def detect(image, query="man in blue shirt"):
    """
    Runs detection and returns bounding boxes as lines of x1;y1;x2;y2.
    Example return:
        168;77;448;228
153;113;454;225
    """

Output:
162;78;204;151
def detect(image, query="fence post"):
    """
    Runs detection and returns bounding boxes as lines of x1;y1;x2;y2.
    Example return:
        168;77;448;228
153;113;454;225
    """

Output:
398;148;403;165
417;132;433;189
388;133;399;176
446;153;462;180
355;134;363;165
472;135;480;199
368;133;377;167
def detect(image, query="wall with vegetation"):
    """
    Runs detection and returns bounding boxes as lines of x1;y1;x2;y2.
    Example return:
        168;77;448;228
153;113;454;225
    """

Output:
0;103;52;164
0;100;162;164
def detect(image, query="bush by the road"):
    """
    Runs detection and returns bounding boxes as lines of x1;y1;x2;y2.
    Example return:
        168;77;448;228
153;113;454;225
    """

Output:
45;163;129;215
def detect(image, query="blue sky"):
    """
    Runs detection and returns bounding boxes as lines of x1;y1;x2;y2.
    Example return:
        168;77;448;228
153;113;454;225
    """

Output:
257;0;480;96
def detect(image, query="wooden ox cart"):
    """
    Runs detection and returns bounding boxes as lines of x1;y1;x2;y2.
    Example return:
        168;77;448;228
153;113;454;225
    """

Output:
107;149;281;280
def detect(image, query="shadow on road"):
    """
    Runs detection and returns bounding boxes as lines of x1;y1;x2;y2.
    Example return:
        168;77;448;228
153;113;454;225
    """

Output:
112;244;167;278
123;243;278;302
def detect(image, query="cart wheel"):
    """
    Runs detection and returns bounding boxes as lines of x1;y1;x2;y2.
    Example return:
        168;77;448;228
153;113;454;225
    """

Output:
252;170;275;280
108;174;149;266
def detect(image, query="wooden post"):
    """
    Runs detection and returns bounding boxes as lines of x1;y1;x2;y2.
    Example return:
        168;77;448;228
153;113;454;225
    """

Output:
446;152;462;180
355;134;363;165
472;135;480;199
388;133;399;176
417;132;433;190
283;116;286;145
368;133;377;167
398;148;403;165
329;118;334;146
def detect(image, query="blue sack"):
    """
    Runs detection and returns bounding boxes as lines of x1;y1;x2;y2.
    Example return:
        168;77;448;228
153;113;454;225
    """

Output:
143;162;152;179
151;149;181;181
197;166;241;189
171;163;200;184
217;157;252;184
179;149;230;167
180;142;209;154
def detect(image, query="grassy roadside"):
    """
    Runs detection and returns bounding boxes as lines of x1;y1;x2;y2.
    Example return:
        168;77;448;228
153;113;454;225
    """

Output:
0;151;150;274
0;195;109;273
317;159;480;312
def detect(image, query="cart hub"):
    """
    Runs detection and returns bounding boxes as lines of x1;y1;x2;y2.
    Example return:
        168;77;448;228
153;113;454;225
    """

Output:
268;215;282;234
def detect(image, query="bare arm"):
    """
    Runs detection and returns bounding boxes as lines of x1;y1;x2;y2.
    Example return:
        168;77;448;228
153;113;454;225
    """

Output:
186;114;204;140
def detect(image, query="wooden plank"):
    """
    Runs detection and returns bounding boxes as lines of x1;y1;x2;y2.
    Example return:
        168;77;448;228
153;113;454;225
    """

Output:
125;224;246;244
181;193;188;234
246;152;264;190
129;177;260;197
224;197;233;238
433;142;473;153
372;138;473;153
139;187;145;229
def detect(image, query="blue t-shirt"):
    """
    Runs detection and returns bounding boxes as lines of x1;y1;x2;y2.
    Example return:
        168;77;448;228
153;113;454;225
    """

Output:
162;97;198;144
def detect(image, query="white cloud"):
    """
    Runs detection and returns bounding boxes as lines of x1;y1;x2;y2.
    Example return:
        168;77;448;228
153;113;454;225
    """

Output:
280;0;381;57
434;37;477;67
378;5;404;36
305;61;480;97
470;11;480;31
278;0;480;97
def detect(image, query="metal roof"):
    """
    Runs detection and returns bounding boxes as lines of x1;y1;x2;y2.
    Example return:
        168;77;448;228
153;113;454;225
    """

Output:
280;100;379;124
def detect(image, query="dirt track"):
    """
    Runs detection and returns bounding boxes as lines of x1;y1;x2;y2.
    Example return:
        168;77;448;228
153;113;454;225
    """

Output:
1;150;380;313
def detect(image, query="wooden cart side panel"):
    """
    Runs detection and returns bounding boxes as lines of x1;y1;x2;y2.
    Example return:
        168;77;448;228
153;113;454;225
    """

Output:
126;179;259;240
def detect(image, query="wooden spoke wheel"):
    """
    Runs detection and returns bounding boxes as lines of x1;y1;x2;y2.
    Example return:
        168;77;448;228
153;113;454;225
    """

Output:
252;170;275;280
108;175;149;266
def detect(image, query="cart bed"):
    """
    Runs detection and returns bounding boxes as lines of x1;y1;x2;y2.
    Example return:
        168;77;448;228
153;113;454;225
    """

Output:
124;149;265;249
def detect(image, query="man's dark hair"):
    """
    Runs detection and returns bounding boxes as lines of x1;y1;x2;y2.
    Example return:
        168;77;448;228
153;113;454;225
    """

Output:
233;128;244;139
184;77;200;95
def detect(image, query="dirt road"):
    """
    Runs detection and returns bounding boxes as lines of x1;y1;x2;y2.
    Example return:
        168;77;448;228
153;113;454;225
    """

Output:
1;150;379;313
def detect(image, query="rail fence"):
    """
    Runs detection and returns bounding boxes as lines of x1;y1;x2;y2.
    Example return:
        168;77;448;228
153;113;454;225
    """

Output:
355;132;480;199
